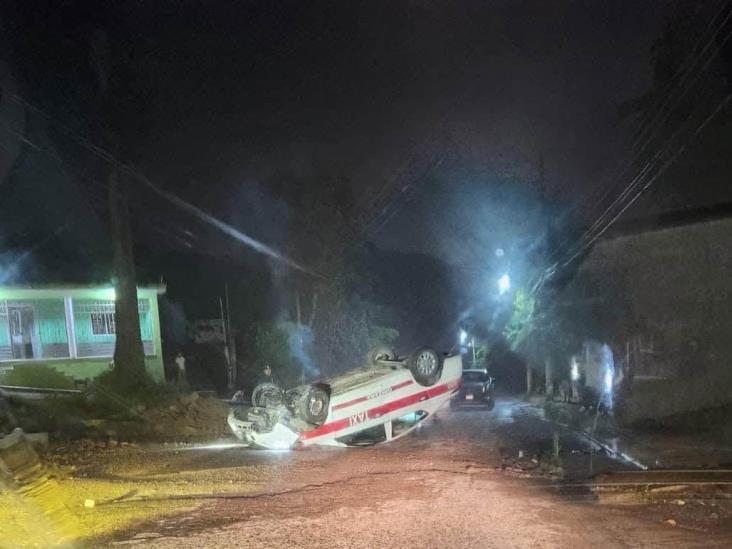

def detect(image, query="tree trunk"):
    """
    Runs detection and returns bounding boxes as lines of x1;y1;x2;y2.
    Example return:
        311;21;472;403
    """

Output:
545;357;554;397
109;169;147;385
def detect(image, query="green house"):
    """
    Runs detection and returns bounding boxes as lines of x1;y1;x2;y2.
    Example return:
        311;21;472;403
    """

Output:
0;285;165;383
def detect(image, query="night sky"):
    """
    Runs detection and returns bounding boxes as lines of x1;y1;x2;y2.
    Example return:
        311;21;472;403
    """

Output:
1;1;728;290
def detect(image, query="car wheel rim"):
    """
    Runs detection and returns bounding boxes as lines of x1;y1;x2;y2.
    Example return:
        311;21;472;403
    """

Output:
416;351;436;375
309;397;325;416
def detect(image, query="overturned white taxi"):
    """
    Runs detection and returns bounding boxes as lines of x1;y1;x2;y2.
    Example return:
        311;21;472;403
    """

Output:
228;348;462;449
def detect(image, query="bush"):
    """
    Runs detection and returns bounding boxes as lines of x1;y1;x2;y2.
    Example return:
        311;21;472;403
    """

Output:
0;364;75;389
543;400;559;420
84;368;181;416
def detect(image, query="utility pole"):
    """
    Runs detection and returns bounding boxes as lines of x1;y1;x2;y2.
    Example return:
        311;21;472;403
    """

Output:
225;283;236;389
219;296;231;390
545;356;554;397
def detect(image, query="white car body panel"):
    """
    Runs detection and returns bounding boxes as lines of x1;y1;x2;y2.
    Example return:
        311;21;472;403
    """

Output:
228;354;463;449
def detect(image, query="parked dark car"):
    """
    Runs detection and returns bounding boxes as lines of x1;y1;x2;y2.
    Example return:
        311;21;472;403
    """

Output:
451;369;495;410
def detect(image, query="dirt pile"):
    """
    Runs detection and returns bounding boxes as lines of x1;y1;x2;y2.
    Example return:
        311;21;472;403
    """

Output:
136;392;231;441
83;392;232;443
1;391;84;438
4;389;233;443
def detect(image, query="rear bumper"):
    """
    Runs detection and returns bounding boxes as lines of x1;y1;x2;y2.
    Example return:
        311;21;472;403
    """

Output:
451;392;493;407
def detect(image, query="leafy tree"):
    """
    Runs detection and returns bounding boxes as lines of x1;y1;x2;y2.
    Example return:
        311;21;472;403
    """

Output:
312;268;399;376
268;173;357;330
503;288;537;350
250;323;302;387
266;173;402;376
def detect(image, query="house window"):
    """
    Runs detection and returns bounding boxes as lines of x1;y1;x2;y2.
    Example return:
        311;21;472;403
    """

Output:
9;309;23;336
91;312;116;335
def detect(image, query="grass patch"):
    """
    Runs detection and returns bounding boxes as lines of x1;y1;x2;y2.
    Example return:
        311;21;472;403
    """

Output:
80;370;182;420
0;364;75;389
543;401;596;431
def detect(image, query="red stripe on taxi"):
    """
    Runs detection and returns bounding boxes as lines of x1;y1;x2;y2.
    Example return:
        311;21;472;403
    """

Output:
300;379;458;441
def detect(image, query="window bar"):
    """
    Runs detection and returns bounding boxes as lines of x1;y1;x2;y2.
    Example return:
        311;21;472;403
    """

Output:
3;300;11;361
64;297;78;359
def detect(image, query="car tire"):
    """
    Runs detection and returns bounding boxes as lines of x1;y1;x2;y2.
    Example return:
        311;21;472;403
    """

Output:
251;383;283;408
298;385;330;425
408;348;443;387
369;346;397;364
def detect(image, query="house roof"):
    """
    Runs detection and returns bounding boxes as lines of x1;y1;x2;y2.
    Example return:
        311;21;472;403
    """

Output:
0;283;165;291
603;202;732;240
0;284;166;299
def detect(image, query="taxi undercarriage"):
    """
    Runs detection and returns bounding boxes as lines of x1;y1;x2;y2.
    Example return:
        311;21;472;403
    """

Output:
228;349;463;449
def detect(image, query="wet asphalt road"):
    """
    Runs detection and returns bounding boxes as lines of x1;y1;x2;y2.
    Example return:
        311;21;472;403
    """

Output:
105;397;730;548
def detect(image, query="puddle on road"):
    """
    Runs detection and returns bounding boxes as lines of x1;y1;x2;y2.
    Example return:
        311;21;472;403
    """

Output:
489;398;648;506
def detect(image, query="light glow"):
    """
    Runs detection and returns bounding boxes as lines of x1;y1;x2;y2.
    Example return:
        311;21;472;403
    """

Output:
180;442;249;451
570;358;580;381
267;440;293;451
498;274;510;294
604;369;613;394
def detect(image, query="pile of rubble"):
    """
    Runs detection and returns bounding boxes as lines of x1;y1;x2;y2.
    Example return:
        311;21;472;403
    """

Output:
3;389;232;445
499;448;565;479
84;392;231;443
138;392;230;441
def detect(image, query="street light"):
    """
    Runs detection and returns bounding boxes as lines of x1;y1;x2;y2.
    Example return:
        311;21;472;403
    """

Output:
498;274;510;295
459;329;467;345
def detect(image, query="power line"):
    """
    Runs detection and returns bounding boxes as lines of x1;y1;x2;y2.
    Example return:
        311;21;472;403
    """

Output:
80;183;245;262
0;130;189;256
581;0;732;242
2;93;322;277
362;150;451;239
565;87;731;268
581;0;732;234
0;129;267;265
539;3;732;285
533;90;731;293
555;0;731;254
559;93;731;269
